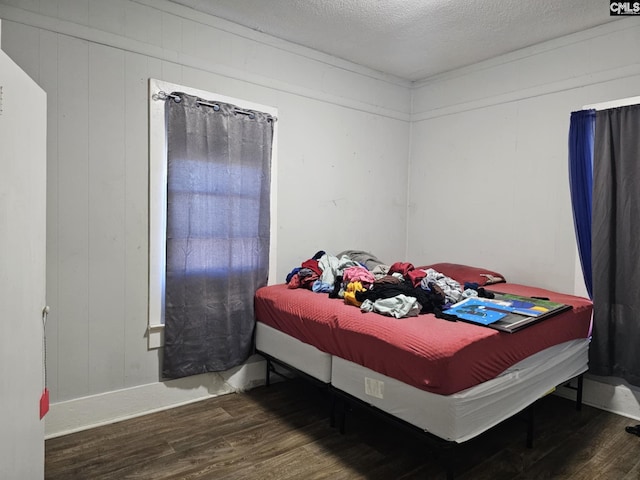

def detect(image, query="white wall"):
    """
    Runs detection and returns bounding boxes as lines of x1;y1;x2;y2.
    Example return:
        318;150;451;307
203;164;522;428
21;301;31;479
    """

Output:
408;19;640;420
408;18;640;295
0;0;410;431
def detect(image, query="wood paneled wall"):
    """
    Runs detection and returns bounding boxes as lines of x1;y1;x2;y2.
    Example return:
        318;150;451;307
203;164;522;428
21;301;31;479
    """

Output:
0;0;411;407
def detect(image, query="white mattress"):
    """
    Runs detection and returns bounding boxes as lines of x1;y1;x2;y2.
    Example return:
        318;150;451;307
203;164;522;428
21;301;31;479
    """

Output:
330;338;590;443
256;322;332;383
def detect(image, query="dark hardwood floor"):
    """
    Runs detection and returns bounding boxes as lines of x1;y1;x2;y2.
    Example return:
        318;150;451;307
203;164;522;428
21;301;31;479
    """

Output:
46;379;640;479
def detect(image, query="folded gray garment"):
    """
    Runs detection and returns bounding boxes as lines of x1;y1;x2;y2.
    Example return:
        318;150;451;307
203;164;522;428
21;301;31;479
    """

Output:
336;250;385;270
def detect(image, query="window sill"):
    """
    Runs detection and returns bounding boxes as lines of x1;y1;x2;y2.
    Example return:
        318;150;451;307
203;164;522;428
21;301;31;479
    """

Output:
148;324;164;350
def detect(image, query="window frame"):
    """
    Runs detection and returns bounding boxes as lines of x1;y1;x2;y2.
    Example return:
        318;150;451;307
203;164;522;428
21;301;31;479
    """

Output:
147;78;278;349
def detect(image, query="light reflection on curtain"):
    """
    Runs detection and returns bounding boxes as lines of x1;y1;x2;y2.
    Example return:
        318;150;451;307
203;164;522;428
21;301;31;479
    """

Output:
590;104;640;387
162;92;273;379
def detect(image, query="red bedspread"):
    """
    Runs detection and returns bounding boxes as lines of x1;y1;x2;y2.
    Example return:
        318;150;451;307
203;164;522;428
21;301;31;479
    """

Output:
254;283;592;395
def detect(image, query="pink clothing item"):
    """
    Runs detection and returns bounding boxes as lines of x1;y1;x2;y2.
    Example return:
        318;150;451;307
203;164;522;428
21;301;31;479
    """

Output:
342;266;375;286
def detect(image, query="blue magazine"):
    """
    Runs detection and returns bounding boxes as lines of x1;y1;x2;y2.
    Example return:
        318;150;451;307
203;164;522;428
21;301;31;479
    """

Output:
444;294;571;332
444;298;508;325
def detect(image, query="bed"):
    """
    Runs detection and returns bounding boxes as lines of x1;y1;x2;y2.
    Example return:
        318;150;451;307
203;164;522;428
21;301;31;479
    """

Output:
254;261;593;477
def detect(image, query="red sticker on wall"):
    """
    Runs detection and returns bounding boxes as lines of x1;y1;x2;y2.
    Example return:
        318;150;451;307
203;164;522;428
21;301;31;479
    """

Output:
39;388;49;419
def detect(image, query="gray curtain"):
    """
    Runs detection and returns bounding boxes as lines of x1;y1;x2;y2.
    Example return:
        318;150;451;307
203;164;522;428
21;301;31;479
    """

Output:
162;92;273;379
590;104;640;386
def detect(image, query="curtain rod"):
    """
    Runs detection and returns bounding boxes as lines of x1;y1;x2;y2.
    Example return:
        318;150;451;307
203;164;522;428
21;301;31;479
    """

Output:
152;90;276;121
583;95;640;111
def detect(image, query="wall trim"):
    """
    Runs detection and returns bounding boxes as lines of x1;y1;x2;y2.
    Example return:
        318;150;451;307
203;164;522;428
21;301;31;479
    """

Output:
410;18;640;121
556;375;640;422
411;62;640;122
45;359;640;439
0;3;411;121
45;357;267;439
46;361;640;439
583;95;640;110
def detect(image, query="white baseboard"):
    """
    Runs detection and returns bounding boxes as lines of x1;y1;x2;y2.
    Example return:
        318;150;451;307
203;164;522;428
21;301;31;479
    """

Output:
45;357;267;439
47;360;640;440
556;375;640;421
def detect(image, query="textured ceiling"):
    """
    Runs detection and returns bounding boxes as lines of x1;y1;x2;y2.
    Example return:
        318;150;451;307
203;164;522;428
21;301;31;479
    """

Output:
168;0;619;81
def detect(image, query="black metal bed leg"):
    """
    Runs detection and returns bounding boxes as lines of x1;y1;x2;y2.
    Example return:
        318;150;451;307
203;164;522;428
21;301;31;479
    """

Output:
338;398;347;434
563;373;585;411
445;460;455;480
265;357;271;387
330;393;336;428
328;388;347;433
576;374;584;411
526;403;535;449
438;443;457;480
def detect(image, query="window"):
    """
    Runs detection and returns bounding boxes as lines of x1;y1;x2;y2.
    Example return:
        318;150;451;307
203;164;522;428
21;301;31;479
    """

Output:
148;79;278;349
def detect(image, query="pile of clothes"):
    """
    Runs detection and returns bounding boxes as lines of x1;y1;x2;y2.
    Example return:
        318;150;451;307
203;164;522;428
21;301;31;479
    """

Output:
285;250;493;319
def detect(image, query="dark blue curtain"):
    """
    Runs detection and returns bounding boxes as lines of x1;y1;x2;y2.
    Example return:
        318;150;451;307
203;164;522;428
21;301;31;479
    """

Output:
568;109;595;299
